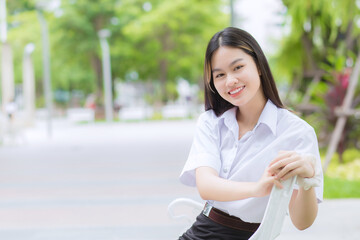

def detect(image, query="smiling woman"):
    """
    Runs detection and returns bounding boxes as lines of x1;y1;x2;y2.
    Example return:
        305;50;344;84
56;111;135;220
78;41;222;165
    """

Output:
178;27;323;240
210;46;267;139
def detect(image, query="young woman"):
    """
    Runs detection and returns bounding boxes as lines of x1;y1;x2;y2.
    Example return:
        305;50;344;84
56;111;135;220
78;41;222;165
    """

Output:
179;27;323;240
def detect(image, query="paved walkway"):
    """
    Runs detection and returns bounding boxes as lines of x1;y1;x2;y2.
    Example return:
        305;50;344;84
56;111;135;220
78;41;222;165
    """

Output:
0;119;359;239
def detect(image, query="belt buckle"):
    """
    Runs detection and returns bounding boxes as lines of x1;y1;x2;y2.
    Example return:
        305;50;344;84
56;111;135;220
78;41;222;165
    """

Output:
203;202;212;217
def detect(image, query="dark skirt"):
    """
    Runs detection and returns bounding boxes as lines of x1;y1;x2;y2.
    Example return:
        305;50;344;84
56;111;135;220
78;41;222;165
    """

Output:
179;213;255;240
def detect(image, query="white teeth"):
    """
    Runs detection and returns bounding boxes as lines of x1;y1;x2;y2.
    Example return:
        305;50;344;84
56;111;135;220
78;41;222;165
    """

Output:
229;86;244;94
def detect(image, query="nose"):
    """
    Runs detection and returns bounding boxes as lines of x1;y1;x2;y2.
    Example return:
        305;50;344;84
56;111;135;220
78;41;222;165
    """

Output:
226;74;238;87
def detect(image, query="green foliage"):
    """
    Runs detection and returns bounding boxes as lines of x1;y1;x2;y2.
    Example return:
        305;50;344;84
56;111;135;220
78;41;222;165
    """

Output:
310;81;328;105
6;0;229;109
271;40;303;84
150;111;163;121
324;175;360;198
276;0;360;88
6;10;44;106
49;0;119;107
275;0;360;161
343;148;360;164
115;0;227;100
323;149;360;198
7;0;36;14
165;81;179;102
327;159;360;181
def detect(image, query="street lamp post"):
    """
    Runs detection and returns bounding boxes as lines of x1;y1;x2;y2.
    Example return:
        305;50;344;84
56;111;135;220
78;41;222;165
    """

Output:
36;6;53;137
0;0;7;43
23;43;36;126
98;29;113;122
0;0;15;113
229;0;237;27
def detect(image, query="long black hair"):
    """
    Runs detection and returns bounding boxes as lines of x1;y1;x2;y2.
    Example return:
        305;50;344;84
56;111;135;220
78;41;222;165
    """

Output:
204;27;284;116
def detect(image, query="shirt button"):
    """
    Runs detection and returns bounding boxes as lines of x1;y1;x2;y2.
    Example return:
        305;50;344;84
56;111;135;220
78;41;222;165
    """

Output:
223;168;228;173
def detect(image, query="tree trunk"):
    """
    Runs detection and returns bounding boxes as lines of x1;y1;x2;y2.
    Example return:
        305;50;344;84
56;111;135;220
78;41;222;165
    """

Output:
337;130;346;164
301;33;316;72
91;54;104;119
345;21;355;51
159;29;171;103
159;58;168;102
284;72;301;104
91;15;106;119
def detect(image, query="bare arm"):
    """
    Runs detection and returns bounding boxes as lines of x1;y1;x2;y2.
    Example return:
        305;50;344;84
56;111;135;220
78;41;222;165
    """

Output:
289;188;318;230
268;151;318;230
195;166;282;201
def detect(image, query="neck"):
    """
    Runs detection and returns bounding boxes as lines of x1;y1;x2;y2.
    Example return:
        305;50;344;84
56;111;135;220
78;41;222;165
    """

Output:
236;96;267;130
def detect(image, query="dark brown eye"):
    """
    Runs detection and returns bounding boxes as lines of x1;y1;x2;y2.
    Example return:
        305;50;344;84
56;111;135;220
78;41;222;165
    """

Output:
234;65;242;71
215;73;224;78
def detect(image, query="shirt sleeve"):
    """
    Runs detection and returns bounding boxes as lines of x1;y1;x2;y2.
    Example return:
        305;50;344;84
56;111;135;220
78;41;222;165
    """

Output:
179;113;221;187
292;126;324;203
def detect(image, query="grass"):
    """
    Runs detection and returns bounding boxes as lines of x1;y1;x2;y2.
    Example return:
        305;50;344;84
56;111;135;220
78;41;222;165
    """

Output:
324;175;360;199
322;149;360;199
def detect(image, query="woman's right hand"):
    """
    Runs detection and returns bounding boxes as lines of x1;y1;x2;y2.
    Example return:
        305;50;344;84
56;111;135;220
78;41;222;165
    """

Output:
254;166;283;197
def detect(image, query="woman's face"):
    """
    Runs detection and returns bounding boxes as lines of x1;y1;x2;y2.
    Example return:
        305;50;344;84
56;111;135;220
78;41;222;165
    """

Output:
211;46;265;108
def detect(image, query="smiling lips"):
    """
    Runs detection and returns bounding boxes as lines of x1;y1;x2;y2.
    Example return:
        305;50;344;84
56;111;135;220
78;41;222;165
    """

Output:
228;86;245;97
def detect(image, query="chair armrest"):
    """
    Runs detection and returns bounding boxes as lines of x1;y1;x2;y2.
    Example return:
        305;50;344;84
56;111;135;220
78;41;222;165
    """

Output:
168;198;204;224
249;176;297;240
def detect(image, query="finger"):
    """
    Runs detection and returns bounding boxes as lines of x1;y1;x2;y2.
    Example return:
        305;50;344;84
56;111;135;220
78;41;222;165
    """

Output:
275;161;301;180
269;168;281;176
268;163;282;175
268;171;276;178
269;151;294;166
278;168;299;181
272;152;302;173
268;158;291;174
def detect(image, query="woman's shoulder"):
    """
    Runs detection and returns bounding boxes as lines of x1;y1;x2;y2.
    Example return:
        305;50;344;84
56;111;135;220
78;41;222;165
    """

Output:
196;109;225;131
198;109;219;123
277;108;314;132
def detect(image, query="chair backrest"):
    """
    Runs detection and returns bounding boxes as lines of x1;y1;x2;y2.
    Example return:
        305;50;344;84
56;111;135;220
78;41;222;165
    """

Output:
168;176;297;240
249;176;297;240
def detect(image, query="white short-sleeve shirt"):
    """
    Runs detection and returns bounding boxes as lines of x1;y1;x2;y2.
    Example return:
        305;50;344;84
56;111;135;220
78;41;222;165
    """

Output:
180;100;324;223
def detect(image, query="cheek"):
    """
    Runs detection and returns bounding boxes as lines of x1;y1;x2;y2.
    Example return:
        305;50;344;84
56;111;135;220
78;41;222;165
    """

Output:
213;81;222;92
214;82;228;98
245;72;261;88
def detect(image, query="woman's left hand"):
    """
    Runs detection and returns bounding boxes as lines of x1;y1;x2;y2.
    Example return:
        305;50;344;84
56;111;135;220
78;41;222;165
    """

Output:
268;151;315;181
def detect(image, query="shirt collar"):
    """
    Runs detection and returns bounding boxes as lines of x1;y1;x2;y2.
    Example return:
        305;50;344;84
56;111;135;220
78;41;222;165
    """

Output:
220;107;237;121
218;100;278;136
257;99;278;136
219;107;238;134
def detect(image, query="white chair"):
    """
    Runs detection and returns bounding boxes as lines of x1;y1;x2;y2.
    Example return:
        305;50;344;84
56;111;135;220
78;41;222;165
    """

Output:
168;197;204;234
168;176;297;240
249;176;297;239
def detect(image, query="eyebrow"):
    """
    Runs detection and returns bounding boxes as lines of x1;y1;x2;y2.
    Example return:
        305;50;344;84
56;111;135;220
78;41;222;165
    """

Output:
212;58;244;73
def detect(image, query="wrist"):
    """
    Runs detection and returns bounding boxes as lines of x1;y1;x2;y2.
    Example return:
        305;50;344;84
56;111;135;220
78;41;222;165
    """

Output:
297;154;322;190
308;167;315;178
252;181;270;198
251;182;260;197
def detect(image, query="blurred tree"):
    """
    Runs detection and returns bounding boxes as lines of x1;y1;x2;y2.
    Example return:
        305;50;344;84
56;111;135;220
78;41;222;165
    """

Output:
51;0;118;117
6;2;43;106
275;0;359;92
114;0;228;103
274;0;360;162
7;0;35;13
5;0;229;114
